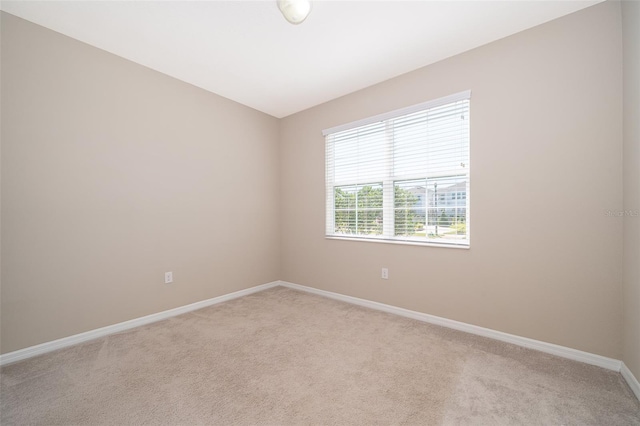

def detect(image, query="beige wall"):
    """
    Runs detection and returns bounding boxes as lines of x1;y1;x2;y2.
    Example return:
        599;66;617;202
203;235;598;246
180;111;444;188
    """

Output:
280;2;624;359
622;0;640;378
0;12;281;354
0;2;632;365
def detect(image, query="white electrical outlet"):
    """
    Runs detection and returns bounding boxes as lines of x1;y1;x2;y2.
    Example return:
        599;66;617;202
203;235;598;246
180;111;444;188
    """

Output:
165;271;173;284
381;268;389;280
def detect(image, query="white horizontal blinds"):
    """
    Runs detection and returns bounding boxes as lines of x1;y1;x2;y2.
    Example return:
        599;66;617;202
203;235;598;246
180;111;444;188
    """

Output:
328;121;386;237
332;122;386;184
392;100;469;180
325;92;470;246
392;99;469;245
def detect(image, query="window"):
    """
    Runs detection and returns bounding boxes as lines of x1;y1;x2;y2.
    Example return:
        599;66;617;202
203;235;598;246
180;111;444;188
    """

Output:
324;91;470;247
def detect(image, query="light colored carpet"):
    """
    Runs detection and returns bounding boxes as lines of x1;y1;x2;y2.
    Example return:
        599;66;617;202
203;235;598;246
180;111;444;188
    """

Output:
1;286;639;425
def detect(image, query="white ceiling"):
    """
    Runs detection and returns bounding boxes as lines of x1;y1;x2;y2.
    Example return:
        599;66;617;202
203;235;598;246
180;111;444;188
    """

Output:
1;0;602;118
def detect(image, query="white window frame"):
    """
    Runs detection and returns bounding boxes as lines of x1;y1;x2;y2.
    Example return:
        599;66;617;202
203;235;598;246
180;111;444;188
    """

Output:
324;90;471;248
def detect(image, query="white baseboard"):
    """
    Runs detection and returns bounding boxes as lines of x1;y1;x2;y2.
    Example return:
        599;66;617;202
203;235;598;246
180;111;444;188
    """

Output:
621;362;640;401
2;278;637;403
0;281;280;366
278;280;623;372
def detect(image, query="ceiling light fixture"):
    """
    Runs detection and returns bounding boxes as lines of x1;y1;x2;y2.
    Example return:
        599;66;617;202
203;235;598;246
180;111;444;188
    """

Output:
277;0;312;25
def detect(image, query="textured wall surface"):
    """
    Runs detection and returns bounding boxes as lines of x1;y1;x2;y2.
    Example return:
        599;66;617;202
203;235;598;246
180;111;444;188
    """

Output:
622;0;640;378
1;12;281;353
280;2;623;359
1;2;633;366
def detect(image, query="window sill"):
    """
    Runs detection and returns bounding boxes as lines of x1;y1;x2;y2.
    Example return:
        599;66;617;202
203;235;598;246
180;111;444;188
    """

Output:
325;235;470;249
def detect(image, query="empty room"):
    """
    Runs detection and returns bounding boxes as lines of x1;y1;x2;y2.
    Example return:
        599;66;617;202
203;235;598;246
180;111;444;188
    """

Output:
1;0;639;424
